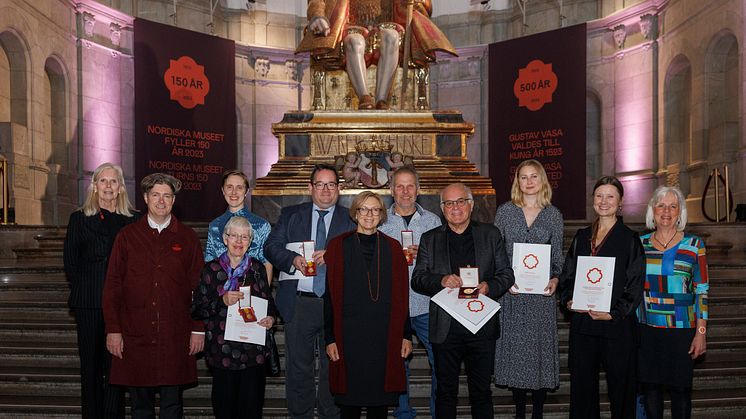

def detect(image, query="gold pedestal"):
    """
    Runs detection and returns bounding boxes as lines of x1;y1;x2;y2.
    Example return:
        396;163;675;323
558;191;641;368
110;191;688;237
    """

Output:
252;110;496;223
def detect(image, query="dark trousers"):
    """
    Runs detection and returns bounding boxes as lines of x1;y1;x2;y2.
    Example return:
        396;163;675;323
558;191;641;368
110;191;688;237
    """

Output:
210;366;266;419
73;308;124;419
283;295;338;418
568;331;636;419
433;323;495;419
642;383;692;419
128;386;183;419
339;405;388;419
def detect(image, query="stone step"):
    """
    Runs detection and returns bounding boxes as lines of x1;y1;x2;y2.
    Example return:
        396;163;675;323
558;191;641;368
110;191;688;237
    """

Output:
0;385;744;418
3;359;746;397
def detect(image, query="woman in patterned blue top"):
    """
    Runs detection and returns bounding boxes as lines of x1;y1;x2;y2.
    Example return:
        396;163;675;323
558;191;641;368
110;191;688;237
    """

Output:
638;186;708;419
493;159;563;419
205;170;273;280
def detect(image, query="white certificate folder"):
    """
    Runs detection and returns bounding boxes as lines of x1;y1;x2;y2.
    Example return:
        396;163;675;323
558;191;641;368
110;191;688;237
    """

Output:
512;243;551;294
224;289;269;346
431;288;501;334
571;256;615;312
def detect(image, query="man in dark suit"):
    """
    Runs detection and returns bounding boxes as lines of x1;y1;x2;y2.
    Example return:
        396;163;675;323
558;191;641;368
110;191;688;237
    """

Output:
264;164;356;418
412;182;514;419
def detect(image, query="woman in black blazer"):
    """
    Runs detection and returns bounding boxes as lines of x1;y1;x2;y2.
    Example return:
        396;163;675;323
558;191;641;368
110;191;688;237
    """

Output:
559;176;645;419
63;162;137;419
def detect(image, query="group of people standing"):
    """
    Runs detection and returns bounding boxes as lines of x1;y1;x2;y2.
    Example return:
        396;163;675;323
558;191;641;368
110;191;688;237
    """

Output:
63;159;709;419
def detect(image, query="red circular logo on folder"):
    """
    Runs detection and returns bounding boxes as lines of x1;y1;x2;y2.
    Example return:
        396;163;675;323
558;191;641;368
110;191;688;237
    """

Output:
586;267;603;284
164;56;210;109
467;300;485;313
513;59;558;111
523;253;539;269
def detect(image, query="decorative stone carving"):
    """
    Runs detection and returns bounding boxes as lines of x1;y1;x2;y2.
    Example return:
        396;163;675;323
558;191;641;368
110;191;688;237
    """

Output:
312;71;325;110
109;23;122;46
285;60;300;82
254;57;270;78
640;14;657;40
415;68;429;110
83;12;96;37
613;25;627;49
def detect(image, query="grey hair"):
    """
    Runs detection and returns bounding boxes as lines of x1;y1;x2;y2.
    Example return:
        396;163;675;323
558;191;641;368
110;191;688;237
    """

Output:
440;183;473;204
223;216;254;241
645;186;688;231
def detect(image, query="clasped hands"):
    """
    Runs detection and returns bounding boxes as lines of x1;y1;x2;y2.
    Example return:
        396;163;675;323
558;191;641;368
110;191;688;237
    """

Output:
327;339;412;362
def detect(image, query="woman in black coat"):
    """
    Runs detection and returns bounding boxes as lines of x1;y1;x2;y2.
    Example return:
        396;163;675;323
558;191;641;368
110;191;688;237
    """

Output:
63;162;137;419
559;176;645;419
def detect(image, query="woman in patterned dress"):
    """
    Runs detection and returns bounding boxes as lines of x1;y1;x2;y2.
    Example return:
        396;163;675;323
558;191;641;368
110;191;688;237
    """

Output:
493;159;563;418
192;216;277;419
638;186;708;419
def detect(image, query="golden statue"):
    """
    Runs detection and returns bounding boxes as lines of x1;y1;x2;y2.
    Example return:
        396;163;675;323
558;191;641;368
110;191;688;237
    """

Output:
297;0;457;110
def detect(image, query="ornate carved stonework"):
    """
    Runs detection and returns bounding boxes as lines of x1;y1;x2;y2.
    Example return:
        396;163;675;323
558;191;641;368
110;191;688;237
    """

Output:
613;24;627;49
253;111;496;223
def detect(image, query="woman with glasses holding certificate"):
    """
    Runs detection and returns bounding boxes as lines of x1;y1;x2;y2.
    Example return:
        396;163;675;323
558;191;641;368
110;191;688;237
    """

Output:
192;216;276;419
323;191;412;419
559;176;645;419
492;159;564;418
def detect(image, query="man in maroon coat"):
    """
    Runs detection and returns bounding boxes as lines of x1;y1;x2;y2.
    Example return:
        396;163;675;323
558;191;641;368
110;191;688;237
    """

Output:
103;173;204;419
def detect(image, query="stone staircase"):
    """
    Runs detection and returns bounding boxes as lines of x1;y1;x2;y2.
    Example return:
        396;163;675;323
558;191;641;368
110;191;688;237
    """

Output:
0;223;745;418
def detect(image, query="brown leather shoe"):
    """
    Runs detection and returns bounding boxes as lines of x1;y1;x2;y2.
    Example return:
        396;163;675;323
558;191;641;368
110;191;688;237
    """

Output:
358;94;375;110
375;100;389;110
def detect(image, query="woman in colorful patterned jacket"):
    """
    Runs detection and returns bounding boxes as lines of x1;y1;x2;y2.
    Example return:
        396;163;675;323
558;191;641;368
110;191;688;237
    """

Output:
638;186;708;419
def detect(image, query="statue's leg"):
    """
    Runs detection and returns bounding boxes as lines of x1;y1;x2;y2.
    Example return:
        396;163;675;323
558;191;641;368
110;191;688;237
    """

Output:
375;28;401;109
344;33;373;109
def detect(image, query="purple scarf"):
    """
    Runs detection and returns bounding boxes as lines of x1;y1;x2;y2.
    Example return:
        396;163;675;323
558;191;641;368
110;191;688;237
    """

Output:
218;251;251;296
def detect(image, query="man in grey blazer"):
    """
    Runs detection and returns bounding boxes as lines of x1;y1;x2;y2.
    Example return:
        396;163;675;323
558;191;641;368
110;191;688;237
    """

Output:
264;164;356;418
412;183;514;419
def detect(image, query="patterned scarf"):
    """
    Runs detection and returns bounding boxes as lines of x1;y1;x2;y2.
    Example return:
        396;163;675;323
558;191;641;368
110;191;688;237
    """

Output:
218;251;251;296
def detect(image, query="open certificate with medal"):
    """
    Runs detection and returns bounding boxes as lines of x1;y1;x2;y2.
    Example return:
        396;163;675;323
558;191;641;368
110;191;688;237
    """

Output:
512;243;551;294
224;286;269;345
431;287;501;334
571;256;616;312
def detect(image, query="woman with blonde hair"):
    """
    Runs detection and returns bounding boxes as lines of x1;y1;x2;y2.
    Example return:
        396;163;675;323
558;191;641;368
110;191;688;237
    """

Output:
63;162;137;418
493;159;563;418
323;191;412;419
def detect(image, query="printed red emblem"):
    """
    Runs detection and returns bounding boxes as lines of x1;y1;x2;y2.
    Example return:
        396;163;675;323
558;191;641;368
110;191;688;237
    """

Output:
586;267;603;284
467;300;485;313
513;59;558;111
163;56;210;109
522;253;539;270
172;243;183;252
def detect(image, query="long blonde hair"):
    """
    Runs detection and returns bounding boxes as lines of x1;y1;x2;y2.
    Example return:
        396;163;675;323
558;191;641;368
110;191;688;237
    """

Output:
510;159;552;208
81;163;135;217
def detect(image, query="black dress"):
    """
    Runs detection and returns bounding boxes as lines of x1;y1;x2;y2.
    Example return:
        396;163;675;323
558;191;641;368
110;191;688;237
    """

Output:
330;232;399;406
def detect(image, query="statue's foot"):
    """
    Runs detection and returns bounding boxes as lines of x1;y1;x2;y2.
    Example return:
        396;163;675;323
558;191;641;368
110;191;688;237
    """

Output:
358;94;375;110
375;100;389;110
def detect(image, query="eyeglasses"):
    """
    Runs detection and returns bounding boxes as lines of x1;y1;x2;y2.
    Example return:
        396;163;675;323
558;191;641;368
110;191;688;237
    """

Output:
148;192;175;201
312;182;338;190
441;198;473;209
225;233;251;242
356;207;383;216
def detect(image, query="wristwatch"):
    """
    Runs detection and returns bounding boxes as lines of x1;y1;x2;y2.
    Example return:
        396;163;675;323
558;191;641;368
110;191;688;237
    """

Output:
697;326;706;335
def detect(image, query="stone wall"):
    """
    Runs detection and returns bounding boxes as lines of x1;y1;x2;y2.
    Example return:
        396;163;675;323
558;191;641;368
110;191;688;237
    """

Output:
0;0;743;226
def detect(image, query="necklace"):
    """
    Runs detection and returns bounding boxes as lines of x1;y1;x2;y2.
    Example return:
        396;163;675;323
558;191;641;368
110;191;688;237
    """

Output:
356;231;380;302
654;231;678;248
